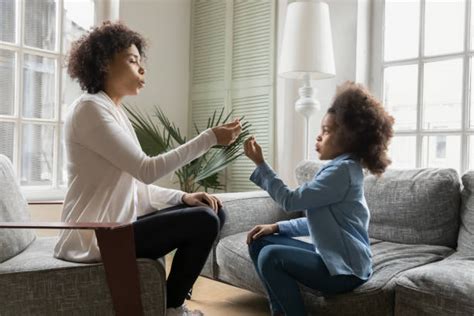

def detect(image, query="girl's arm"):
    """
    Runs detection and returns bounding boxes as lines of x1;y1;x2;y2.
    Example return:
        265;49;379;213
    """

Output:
277;217;310;237
250;162;350;212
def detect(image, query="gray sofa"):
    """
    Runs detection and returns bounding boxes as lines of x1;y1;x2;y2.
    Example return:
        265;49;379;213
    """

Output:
203;160;474;315
0;154;166;315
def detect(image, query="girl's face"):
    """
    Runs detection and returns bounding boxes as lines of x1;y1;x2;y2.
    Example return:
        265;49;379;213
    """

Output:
315;113;344;160
105;44;145;97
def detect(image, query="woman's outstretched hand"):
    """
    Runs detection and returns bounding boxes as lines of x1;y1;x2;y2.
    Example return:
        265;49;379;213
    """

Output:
246;224;278;244
212;119;242;146
244;136;264;165
182;192;222;213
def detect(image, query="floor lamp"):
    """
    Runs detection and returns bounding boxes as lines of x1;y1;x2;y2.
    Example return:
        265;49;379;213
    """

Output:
279;1;336;160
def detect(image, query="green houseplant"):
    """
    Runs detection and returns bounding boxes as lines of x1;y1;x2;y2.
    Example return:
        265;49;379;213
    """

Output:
125;105;251;193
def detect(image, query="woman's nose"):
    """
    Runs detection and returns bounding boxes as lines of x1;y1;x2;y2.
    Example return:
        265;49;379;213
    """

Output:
139;67;145;75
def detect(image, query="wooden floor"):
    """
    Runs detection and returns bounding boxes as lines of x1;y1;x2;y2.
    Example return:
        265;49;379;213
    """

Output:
165;254;270;316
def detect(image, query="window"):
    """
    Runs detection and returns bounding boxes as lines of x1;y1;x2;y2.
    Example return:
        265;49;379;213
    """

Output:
190;0;276;191
371;0;474;172
0;0;95;201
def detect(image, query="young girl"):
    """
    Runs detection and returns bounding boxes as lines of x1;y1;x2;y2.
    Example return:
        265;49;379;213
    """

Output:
244;81;394;316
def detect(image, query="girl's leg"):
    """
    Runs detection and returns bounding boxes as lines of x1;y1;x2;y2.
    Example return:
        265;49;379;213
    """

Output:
257;244;365;316
133;205;225;308
248;235;314;315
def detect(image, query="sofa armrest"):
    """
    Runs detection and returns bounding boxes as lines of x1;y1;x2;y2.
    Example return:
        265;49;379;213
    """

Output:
214;191;302;239
0;221;142;315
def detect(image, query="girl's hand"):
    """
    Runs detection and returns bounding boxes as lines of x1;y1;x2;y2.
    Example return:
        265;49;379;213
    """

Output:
244;136;264;165
246;224;278;244
182;192;222;213
212;119;242;146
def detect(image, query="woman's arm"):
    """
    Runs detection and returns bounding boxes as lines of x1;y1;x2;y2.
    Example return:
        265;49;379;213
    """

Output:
73;101;221;184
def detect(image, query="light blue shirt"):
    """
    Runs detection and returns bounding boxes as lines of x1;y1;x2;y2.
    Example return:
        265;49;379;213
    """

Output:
250;153;372;280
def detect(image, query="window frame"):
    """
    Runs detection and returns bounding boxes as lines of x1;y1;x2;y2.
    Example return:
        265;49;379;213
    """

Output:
370;0;473;173
0;0;110;202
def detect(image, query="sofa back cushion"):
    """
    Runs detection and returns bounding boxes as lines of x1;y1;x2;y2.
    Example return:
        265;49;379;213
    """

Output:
295;161;461;247
0;155;36;263
365;168;460;247
459;171;474;254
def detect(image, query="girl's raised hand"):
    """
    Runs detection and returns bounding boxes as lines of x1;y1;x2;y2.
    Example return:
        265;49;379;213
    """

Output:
244;136;264;165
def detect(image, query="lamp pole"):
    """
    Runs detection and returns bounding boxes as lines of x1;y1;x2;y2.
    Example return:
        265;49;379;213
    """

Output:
295;73;319;160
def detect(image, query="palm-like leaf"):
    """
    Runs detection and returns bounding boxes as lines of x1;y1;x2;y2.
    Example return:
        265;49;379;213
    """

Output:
125;105;251;192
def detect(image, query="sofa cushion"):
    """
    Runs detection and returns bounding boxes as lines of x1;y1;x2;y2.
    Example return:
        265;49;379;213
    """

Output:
0;237;166;315
294;160;324;185
365;168;460;247
216;231;452;316
0;155;36;263
459;171;474;254
395;252;474;315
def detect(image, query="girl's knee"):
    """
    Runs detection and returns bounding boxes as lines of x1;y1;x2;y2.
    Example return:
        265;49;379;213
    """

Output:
257;246;280;274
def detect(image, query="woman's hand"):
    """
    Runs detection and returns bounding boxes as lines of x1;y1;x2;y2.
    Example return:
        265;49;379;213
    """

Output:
244;136;264;165
182;192;222;213
246;224;278;244
212;119;242;146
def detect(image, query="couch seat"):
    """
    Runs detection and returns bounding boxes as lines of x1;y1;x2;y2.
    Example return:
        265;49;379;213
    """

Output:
216;232;454;316
0;237;166;315
395;252;474;316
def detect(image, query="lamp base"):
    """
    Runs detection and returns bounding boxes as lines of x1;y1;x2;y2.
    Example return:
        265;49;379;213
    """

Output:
295;74;320;160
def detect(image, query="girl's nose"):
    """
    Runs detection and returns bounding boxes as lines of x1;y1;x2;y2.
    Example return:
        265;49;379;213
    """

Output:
139;67;145;75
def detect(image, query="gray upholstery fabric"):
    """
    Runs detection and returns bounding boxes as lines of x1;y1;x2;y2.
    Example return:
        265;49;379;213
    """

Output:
395;252;474;316
459;171;474;254
199;192;301;279
365;168;460;247
294;160;323;185
0;154;36;263
216;232;452;316
214;191;301;240
0;237;166;315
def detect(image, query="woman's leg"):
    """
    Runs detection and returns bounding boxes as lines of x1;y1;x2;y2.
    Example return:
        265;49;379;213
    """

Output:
248;235;314;315
133;205;225;308
257;243;365;316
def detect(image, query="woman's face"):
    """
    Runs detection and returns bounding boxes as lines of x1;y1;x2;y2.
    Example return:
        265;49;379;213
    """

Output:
315;113;344;160
105;44;145;97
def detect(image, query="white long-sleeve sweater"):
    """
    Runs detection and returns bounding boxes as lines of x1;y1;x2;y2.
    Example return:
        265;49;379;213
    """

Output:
54;91;217;262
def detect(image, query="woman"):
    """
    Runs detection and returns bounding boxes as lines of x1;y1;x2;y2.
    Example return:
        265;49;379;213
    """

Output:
54;21;241;316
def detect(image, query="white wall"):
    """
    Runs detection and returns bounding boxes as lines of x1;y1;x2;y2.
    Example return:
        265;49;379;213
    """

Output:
119;0;191;190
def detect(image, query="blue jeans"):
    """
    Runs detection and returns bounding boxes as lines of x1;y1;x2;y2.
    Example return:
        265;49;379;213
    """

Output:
248;235;365;316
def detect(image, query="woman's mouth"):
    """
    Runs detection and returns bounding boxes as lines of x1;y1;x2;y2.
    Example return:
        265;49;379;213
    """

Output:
139;80;145;88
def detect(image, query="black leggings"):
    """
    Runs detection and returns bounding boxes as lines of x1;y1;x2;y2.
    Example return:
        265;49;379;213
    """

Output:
133;204;226;308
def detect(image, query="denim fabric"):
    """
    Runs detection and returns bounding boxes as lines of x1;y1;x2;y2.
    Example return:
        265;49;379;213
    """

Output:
248;235;365;316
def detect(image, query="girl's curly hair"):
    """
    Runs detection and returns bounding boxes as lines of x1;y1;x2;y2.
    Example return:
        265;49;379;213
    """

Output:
327;81;394;176
67;21;147;94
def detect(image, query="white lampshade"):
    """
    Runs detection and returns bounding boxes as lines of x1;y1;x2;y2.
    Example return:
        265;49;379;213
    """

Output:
279;1;336;80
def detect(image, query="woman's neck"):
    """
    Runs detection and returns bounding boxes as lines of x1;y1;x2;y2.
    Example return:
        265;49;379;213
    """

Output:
103;87;123;106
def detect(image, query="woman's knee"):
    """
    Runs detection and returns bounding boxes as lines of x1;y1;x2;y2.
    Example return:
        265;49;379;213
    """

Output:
193;206;220;234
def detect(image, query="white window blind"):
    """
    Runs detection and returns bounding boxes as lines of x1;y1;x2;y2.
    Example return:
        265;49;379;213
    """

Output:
0;0;96;201
190;0;276;192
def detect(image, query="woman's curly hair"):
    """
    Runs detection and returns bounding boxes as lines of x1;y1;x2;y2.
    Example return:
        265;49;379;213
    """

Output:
67;21;147;94
327;81;394;176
